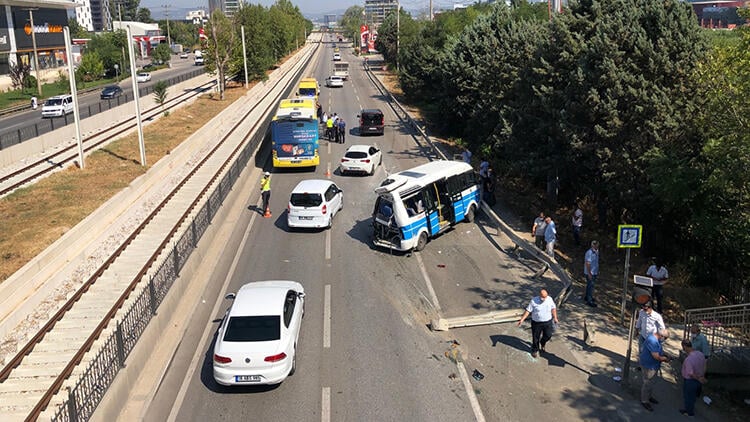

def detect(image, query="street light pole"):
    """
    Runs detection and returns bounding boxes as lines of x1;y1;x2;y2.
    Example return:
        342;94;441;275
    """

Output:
162;5;171;46
26;9;43;97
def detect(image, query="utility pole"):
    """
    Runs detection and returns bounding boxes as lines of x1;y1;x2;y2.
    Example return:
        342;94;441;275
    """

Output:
396;1;400;71
429;0;433;21
25;9;43;97
162;5;172;46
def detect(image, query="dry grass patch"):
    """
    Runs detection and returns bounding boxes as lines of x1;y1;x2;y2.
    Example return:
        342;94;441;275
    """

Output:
0;84;248;283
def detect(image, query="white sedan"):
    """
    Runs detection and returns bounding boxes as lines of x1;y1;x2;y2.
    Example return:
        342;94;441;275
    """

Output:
325;75;344;88
136;72;151;83
339;144;382;176
213;281;305;386
333;53;341;61
179;52;189;59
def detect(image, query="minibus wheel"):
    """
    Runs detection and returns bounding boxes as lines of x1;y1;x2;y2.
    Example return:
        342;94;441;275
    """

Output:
465;205;476;223
415;232;428;251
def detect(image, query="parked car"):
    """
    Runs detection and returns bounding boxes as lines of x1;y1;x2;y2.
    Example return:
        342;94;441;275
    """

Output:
213;281;305;386
357;109;385;135
136;72;152;83
333;53;341;61
41;95;74;118
179;52;189;59
141;63;157;72
287;179;343;229
325;75;344;88
339;145;382;176
100;85;123;100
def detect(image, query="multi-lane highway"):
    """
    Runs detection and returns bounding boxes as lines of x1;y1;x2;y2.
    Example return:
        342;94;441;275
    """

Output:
130;38;563;422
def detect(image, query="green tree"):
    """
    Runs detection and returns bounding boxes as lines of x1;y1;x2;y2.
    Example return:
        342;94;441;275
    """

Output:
87;30;129;77
109;0;139;21
153;80;168;115
136;7;153;23
234;4;275;82
152;43;171;64
169;21;199;48
68;17;89;38
204;11;237;99
339;6;365;46
76;51;105;82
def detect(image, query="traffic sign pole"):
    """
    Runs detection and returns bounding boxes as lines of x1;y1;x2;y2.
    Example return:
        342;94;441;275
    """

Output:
621;248;630;324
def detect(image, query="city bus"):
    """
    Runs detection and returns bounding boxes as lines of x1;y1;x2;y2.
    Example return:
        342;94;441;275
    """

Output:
371;160;480;252
271;98;320;168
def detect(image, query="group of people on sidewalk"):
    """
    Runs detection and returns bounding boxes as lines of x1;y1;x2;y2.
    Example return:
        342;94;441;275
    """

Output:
636;300;711;416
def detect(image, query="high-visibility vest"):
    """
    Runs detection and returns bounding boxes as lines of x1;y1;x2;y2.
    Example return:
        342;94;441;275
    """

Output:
326;118;334;128
261;176;271;192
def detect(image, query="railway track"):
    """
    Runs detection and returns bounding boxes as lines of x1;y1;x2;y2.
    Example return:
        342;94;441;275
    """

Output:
0;78;217;198
0;41;320;421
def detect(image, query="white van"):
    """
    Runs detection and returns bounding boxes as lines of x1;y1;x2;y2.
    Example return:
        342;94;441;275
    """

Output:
41;95;74;118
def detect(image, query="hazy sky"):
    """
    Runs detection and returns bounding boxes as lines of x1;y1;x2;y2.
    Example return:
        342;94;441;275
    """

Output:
140;1;458;19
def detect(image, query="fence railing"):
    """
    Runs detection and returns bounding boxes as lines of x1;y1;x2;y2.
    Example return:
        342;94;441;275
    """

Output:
0;68;206;151
50;118;271;422
683;303;750;354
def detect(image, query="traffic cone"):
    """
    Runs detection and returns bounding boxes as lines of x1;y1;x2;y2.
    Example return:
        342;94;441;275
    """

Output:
264;207;272;218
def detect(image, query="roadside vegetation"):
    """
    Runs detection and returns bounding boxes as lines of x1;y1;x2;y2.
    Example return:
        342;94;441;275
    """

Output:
365;0;749;305
0;0;310;282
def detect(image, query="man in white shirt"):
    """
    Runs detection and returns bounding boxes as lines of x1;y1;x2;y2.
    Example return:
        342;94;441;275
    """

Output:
646;258;669;314
572;204;583;246
517;289;559;358
636;302;666;353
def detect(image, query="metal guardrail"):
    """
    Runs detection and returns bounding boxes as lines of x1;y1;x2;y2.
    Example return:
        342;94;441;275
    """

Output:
684;302;750;354
0;68;206;151
363;65;575;308
0;103;30;117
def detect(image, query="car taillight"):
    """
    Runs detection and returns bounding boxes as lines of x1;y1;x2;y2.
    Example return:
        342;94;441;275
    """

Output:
363;159;370;163
214;354;232;364
264;352;287;362
380;117;384;125
322;204;328;214
341;158;348;162
287;203;291;212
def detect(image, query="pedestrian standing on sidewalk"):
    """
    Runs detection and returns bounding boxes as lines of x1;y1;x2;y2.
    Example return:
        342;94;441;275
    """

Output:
584;240;599;307
636;302;666;354
532;212;547;249
689;324;711;359
516;288;558;358
646;258;669;314
572;203;583;246
479;157;489;186
680;339;707;417
260;171;271;216
639;329;671;412
31;96;38;110
544;216;557;259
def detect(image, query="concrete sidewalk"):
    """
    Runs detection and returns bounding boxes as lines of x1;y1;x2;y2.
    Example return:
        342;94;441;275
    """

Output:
477;195;738;421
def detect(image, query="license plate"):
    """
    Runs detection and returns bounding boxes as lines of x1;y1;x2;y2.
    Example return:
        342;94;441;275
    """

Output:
235;375;261;382
369;127;377;131
299;216;313;220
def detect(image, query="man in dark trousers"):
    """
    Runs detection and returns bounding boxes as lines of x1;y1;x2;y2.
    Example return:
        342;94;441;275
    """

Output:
260;171;271;217
517;288;559;358
337;118;346;143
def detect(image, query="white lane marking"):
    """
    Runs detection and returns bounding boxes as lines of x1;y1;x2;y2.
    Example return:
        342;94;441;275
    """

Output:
415;252;442;312
167;195;261;422
325;229;332;260
321;387;331;422
456;361;487;422
323;284;331;348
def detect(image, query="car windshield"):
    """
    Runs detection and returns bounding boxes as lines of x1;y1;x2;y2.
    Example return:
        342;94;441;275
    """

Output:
290;192;323;207
299;88;316;96
345;151;368;159
224;315;280;341
45;98;62;106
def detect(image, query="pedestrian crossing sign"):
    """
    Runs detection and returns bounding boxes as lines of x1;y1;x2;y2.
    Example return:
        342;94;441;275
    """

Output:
617;225;642;248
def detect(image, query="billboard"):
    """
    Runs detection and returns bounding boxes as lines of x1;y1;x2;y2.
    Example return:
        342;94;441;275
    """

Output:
12;8;67;50
360;25;377;53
